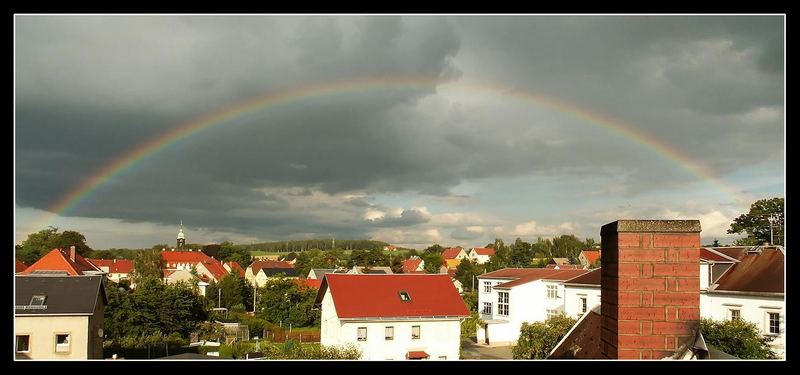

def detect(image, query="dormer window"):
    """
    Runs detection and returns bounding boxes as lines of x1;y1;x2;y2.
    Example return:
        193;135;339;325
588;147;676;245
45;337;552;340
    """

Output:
399;291;411;301
30;295;46;306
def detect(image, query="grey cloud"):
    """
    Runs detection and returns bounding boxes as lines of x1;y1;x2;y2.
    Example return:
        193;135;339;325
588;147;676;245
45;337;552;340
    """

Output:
366;209;431;227
450;227;483;241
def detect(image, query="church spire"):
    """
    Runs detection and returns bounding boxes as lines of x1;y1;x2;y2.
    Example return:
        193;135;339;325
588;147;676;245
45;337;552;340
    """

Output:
177;220;186;249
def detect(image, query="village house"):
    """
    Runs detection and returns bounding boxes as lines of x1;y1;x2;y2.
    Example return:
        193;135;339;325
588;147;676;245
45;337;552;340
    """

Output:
307;268;349;280
223;261;246;277
401;256;425;273
87;258;134;284
246;260;299;287
476;267;589;345
315;274;469;360
441;247;468;262
383;245;398;251
15;275;107;360
467;247;495;265
562;268;601;319
578;250;601;268
20;247;104;277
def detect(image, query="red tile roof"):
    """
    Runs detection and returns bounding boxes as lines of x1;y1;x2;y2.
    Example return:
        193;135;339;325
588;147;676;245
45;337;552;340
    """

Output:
712;248;784;294
198;258;229;282
250;260;294;275
294;278;323;289
441;247;465;259
580;250;601;265
15;259;27;273
563;268;601;286
471;247;495;256
700;248;741;262
20;248;101;276
402;257;423;273
225;261;246;277
480;268;590;288
87;259;134;274
161;250;211;267
317;274;469;319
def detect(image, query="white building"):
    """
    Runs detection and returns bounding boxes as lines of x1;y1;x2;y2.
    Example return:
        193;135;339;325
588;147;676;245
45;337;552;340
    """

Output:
700;246;785;358
476;268;589;345
315;274;469;360
467;248;496;265
562;268;601;319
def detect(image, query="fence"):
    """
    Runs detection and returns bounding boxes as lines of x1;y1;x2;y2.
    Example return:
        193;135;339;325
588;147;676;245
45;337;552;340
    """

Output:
263;329;320;343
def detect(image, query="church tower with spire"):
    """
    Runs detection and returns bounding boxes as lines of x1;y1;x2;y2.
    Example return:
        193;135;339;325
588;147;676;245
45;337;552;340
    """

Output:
177;220;186;250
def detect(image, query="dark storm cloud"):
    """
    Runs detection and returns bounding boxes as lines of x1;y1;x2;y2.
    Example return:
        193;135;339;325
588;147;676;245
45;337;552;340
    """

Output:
15;15;783;240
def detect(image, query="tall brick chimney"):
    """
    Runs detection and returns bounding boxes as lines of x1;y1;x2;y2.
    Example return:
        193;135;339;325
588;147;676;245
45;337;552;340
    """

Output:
69;245;76;262
600;220;701;359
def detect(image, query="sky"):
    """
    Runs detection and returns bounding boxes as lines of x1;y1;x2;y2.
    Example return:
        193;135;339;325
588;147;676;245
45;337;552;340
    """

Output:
14;15;785;250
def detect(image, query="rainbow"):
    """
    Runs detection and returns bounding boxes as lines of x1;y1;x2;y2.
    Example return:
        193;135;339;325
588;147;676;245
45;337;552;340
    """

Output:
36;76;751;227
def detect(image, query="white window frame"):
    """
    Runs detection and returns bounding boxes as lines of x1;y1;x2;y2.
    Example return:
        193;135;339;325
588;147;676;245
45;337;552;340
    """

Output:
54;333;71;354
16;334;31;353
483;281;492;293
497;292;509;317
729;308;741;321
385;326;394;341
546;285;558;299
580;297;587;313
411;325;421;340
547;309;559;320
482;302;492;315
357;327;367;341
766;311;781;335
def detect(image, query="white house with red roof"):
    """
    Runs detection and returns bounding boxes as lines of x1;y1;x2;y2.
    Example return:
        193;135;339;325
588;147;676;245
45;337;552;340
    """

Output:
20;247;104;277
223;261;245;277
441;247;468;261
577;250;601;267
562;268;601;319
246;260;299;287
476;267;589;345
87;258;134;283
401;256;424;273
467;247;495;265
315;274;469;360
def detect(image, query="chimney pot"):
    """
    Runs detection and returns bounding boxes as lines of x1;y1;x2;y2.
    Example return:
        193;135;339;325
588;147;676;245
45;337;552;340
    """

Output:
70;246;76;262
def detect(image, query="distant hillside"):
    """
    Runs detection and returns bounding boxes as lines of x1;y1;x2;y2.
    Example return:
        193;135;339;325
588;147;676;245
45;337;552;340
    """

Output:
240;239;391;253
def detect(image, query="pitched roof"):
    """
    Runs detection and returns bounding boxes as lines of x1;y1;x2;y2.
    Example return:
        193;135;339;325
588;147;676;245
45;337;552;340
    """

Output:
549;258;571;265
711;248;784;294
20;248;102;276
199;258;230;281
546;264;586;270
707;247;749;260
225;261;246;277
548;306;603;359
316;274;469;319
700;248;739;263
294;278;322;289
259;268;299;277
580;250;601;264
563;268;601;286
15;275;106;315
351;266;394;274
161;250;211;264
402;257;423;273
471;247;495;256
250;260;294;275
15;259;27;273
87;258;135;274
441;247;465;259
479;268;590;288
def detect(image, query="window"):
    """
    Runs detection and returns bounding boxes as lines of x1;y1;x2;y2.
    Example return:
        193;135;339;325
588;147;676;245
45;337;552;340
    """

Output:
399;291;411;301
547;285;558;299
768;313;780;335
16;335;30;353
411;325;421;339
357;327;367;341
497;292;509;317
483;281;492;293
29;295;46;306
385;326;394;340
580;297;587;313
547;309;559;319
730;309;741;321
55;333;71;353
482;302;492;315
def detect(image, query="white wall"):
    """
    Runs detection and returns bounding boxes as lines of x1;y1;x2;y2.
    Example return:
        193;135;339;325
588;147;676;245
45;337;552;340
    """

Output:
15;316;93;359
563;284;601;319
701;292;785;358
320;289;461;360
476;278;567;345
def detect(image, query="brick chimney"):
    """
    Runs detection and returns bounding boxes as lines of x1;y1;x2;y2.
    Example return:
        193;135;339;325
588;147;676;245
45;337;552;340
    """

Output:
69;246;76;262
600;220;701;359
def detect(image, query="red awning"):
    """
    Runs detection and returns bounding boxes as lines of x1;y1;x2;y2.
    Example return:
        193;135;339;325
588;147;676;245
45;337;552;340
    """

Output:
407;351;429;359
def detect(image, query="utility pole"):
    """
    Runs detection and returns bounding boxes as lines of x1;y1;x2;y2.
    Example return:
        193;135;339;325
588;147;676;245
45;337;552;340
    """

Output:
768;215;775;245
218;288;221;309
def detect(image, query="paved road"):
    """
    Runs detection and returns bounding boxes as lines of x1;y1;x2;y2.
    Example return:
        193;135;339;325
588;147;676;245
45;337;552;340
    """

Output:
461;339;514;360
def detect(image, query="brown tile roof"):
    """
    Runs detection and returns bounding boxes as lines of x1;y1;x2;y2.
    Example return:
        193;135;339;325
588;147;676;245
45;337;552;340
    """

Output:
548;307;603;359
712;248;784;294
15;259;27;273
563;268;601;286
700;248;738;263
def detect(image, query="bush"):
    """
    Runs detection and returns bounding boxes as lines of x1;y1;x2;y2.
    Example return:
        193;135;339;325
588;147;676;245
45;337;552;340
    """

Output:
700;318;777;359
512;315;576;359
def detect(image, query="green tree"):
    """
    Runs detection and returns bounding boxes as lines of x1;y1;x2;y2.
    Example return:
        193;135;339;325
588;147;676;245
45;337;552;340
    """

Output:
256;277;319;327
728;197;784;246
509;237;533;267
217;241;252;266
454;259;482;291
423;244;444;254
389;255;404;274
130;249;165;284
15;227;93;264
513;315;577;359
551;234;585;260
700;318;777;359
421;252;444;273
